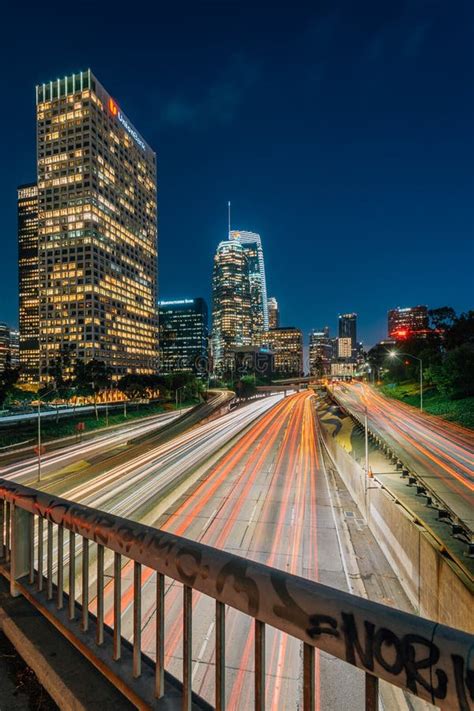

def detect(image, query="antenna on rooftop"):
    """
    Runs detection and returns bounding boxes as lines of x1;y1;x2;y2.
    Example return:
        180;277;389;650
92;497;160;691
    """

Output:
228;200;231;239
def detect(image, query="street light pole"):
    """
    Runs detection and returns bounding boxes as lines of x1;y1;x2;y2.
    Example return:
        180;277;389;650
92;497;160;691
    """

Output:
37;396;41;483
364;406;369;475
36;386;57;483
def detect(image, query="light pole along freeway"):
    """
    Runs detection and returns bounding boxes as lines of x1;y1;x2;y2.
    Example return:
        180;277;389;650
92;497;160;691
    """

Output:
93;391;365;710
329;381;474;530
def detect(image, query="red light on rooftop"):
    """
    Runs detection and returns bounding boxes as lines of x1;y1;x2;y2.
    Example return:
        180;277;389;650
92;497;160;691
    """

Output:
393;329;410;339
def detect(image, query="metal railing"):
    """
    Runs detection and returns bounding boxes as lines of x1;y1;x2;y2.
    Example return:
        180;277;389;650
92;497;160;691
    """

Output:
0;477;472;711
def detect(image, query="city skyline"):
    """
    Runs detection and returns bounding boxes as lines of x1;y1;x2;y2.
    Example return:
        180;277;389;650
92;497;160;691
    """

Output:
0;1;472;349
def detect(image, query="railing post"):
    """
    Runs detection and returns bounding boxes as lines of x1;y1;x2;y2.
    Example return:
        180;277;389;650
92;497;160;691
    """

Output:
365;673;379;711
254;619;265;711
10;503;33;597
215;600;225;711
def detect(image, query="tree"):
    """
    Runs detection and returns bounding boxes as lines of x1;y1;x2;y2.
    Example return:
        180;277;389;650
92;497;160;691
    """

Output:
117;374;149;402
444;311;474;350
428;306;456;331
430;344;474;399
236;376;257;400
0;366;20;408
73;359;112;419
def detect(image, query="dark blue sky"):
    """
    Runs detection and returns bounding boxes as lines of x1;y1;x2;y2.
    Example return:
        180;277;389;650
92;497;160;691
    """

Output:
1;0;473;346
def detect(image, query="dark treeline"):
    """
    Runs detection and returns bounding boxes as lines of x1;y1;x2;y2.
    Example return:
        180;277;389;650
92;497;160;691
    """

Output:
368;308;474;400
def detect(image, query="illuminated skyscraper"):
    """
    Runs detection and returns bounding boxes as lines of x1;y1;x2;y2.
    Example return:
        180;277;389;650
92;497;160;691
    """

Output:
267;297;279;329
212;241;251;372
268;327;303;376
0;323;10;374
35;69;158;382
18;183;39;382
309;327;332;376
159;298;208;374
388;306;429;339
338;313;357;347
229;230;268;337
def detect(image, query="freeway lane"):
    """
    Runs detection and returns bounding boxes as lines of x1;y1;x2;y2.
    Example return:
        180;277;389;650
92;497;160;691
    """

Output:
106;391;363;710
329;381;474;529
0;409;182;485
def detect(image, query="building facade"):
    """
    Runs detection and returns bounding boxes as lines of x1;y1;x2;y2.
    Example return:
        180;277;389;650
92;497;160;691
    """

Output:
309;327;332;376
9;330;20;369
35;69;158;383
159;298;208;374
229;230;268;338
268;327;303;376
0;323;10;373
267;297;279;330
212;241;251;373
338;313;357;347
388;306;429;340
18;183;39;382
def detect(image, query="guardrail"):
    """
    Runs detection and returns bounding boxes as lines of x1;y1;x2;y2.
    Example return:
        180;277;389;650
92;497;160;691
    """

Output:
0;478;472;710
325;386;473;550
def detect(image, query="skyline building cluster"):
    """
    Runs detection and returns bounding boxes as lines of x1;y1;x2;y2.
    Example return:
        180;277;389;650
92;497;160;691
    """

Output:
6;68;446;387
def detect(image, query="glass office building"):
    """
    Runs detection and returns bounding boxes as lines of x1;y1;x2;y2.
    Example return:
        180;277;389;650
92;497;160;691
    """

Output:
159;298;208;374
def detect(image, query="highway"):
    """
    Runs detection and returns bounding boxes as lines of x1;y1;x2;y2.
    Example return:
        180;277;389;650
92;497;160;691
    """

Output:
329;381;474;529
95;391;363;710
0;410;182;485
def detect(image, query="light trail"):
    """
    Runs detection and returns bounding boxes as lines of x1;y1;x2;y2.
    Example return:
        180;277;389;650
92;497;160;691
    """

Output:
331;382;474;526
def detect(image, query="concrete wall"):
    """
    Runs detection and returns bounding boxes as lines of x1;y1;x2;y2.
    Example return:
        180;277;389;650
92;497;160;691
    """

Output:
320;426;474;634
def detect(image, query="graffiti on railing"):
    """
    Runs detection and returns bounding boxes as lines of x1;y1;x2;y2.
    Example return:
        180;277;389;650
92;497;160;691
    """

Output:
1;479;473;711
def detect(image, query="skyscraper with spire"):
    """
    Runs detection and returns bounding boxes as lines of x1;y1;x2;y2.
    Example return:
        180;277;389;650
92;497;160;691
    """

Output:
211;240;251;372
229;230;268;338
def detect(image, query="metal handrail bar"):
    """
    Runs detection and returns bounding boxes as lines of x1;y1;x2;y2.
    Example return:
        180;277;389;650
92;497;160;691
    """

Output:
1;477;472;711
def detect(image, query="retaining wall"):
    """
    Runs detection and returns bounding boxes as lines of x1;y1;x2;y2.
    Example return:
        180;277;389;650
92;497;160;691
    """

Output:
320;425;474;634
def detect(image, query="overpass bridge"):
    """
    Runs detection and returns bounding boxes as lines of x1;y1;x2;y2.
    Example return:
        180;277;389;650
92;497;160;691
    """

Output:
0;478;472;711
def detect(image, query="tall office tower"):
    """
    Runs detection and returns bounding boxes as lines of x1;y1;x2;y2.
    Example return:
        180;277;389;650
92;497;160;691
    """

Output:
388;306;429;339
309;327;332;376
268;327;303;376
338;313;357;347
229;230;268;337
212;241;251;372
0;323;10;373
18;183;39;382
35;70;158;383
159;298;208;374
267;297;279;330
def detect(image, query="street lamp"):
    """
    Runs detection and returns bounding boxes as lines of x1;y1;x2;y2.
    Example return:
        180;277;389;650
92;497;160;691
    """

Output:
36;386;58;483
388;351;423;412
176;385;186;411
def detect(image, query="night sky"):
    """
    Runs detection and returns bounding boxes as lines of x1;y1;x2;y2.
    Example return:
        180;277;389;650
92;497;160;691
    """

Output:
1;0;473;347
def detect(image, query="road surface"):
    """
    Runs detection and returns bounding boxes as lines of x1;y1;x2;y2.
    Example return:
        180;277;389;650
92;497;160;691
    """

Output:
329;381;474;529
97;391;363;709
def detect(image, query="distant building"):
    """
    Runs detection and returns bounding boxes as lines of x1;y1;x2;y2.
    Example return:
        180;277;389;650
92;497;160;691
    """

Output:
267;297;279;330
229;230;269;336
309;327;332;376
388;306;429;340
268;327;303;376
9;329;20;369
338;313;357;347
159;298;208;374
0;323;10;373
330;362;356;378
212;241;252;373
18;183;39;382
337;337;352;359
